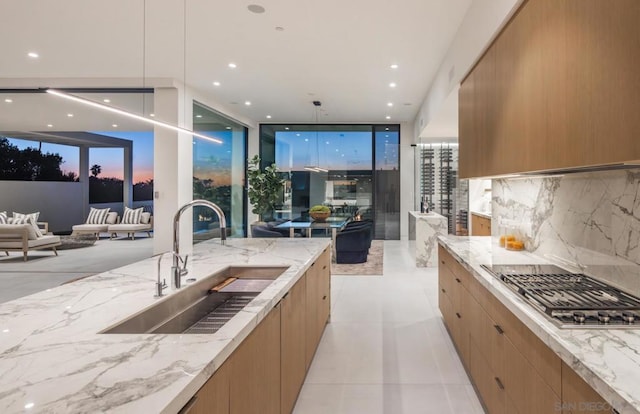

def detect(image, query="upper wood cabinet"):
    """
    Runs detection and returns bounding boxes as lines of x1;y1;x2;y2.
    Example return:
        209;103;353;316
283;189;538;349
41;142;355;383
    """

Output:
459;0;640;178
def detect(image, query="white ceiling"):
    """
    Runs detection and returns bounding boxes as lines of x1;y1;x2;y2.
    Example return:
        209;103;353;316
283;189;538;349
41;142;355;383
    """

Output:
0;0;473;128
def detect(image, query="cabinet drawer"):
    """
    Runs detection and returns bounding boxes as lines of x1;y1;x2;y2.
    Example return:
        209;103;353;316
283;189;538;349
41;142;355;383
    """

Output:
439;246;471;289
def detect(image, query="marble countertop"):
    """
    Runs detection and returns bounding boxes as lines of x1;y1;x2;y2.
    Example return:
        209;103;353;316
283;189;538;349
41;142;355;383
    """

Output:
409;210;446;219
0;238;330;414
438;235;640;414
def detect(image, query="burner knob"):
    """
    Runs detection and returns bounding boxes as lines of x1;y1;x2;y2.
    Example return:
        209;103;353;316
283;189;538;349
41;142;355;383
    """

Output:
573;311;586;324
597;311;610;324
622;311;636;324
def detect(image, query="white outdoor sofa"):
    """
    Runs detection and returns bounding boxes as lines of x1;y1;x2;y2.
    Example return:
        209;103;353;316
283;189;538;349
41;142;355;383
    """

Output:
108;213;153;240
71;211;120;240
0;222;61;261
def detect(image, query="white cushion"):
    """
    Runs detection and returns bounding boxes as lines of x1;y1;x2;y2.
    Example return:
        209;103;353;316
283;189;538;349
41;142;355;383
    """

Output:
72;223;109;232
108;223;151;231
122;207;143;224
105;212;118;225
86;207;110;224
11;216;42;238
0;223;39;240
13;211;40;223
0;211;6;224
0;234;60;249
140;212;151;224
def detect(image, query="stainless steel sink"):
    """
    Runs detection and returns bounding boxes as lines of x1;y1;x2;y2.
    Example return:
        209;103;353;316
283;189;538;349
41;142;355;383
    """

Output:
101;265;288;334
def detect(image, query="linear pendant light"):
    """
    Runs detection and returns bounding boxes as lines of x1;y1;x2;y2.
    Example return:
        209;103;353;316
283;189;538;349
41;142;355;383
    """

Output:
46;89;223;144
303;101;328;173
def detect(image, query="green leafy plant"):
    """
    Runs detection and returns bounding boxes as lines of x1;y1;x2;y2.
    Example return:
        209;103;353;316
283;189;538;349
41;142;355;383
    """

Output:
309;205;330;213
247;155;284;222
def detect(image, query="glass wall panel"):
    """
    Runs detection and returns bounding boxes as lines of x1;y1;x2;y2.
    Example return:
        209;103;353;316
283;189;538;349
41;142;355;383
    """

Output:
193;102;247;241
261;124;400;240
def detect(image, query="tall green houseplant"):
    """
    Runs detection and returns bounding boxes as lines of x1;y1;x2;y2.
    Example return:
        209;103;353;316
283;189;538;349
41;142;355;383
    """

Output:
247;155;284;222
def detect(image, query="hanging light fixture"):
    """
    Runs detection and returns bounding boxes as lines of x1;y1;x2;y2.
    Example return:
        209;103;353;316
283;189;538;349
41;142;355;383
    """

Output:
304;101;328;173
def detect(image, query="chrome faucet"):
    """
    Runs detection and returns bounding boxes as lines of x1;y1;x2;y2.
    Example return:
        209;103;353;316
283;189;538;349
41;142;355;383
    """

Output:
171;199;227;290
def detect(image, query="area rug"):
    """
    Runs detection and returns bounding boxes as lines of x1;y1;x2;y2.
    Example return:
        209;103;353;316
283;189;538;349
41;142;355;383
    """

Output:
331;240;384;276
56;235;97;250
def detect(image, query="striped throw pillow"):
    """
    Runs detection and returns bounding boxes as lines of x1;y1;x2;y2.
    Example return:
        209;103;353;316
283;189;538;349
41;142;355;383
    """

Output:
0;211;6;224
122;207;143;224
13;211;40;223
86;207;111;224
13;215;43;238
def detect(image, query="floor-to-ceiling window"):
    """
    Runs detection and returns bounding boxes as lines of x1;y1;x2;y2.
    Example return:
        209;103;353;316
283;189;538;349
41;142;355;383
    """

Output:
193;102;247;239
260;124;400;239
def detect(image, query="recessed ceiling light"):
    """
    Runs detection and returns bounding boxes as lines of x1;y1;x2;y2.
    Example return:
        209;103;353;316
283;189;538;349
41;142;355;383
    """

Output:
325;141;330;144
112;124;118;128
387;102;393;107
213;81;221;86
304;138;308;142
247;4;265;13
27;52;39;58
228;63;237;68
196;114;203;118
24;402;35;409
296;133;301;137
390;64;398;69
244;101;251;106
385;116;391;120
103;98;110;103
4;98;12;103
385;127;390;130
67;113;74;117
225;126;231;129
389;82;397;88
47;124;53;128
150;113;155;117
266;115;272;119
385;135;389;137
285;127;289;130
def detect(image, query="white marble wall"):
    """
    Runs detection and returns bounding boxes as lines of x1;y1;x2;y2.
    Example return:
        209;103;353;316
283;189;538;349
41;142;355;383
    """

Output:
493;169;640;269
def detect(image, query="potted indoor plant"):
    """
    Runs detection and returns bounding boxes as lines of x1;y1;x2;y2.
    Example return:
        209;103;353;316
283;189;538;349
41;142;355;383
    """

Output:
247;155;284;223
309;205;331;222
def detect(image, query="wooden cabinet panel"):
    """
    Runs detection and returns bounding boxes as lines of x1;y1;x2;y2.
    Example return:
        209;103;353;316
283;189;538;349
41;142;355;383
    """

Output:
459;0;640;177
185;360;230;414
305;266;318;371
469;336;506;414
305;248;331;372
281;276;307;414
230;305;281;414
316;249;331;339
471;214;492;236
504;337;561;414
561;362;611;414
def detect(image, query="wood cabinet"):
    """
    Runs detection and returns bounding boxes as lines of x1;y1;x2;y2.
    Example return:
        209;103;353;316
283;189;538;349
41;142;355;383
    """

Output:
184;247;332;414
471;213;491;236
438;246;612;414
561;362;612;414
305;248;331;370
230;302;282;414
459;0;640;178
281;276;307;414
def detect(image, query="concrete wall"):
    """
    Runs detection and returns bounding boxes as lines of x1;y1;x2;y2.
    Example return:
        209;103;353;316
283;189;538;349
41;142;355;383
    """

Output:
0;181;83;233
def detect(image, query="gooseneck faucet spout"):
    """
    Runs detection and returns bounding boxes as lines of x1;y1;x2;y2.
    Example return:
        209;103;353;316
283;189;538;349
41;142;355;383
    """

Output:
171;199;227;290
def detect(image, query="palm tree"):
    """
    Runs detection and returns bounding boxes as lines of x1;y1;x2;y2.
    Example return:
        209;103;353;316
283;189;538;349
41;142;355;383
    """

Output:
90;164;102;178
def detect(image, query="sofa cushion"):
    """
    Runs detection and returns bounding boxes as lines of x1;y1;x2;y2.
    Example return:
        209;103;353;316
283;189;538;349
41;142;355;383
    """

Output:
0;211;6;224
0;234;60;249
108;223;151;232
72;223;109;232
122;207;143;224
140;212;151;224
105;211;118;225
0;223;40;240
86;207;110;224
11;216;43;238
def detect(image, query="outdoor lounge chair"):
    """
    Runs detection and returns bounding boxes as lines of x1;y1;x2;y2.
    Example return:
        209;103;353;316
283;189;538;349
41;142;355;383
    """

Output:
108;212;153;240
0;222;61;261
71;211;120;239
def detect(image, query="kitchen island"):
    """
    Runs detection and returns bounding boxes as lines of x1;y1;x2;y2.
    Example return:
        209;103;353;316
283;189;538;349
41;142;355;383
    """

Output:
438;235;640;414
0;238;331;413
408;211;448;267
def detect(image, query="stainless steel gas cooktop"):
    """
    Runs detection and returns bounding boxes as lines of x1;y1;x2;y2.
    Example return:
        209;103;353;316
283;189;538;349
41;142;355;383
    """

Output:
481;264;640;328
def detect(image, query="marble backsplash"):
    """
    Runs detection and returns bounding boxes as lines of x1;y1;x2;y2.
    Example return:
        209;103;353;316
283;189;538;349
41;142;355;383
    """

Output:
492;169;640;269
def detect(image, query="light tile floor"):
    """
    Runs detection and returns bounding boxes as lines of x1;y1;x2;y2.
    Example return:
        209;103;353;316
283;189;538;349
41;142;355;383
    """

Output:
294;240;484;414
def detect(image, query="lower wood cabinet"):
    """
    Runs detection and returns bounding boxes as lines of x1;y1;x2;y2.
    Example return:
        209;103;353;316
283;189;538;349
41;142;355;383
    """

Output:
438;246;611;414
471;213;492;236
184;247;332;414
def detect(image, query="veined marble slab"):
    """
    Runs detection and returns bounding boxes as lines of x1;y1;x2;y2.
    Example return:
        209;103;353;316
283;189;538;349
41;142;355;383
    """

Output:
0;238;330;414
438;235;640;414
409;211;448;267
